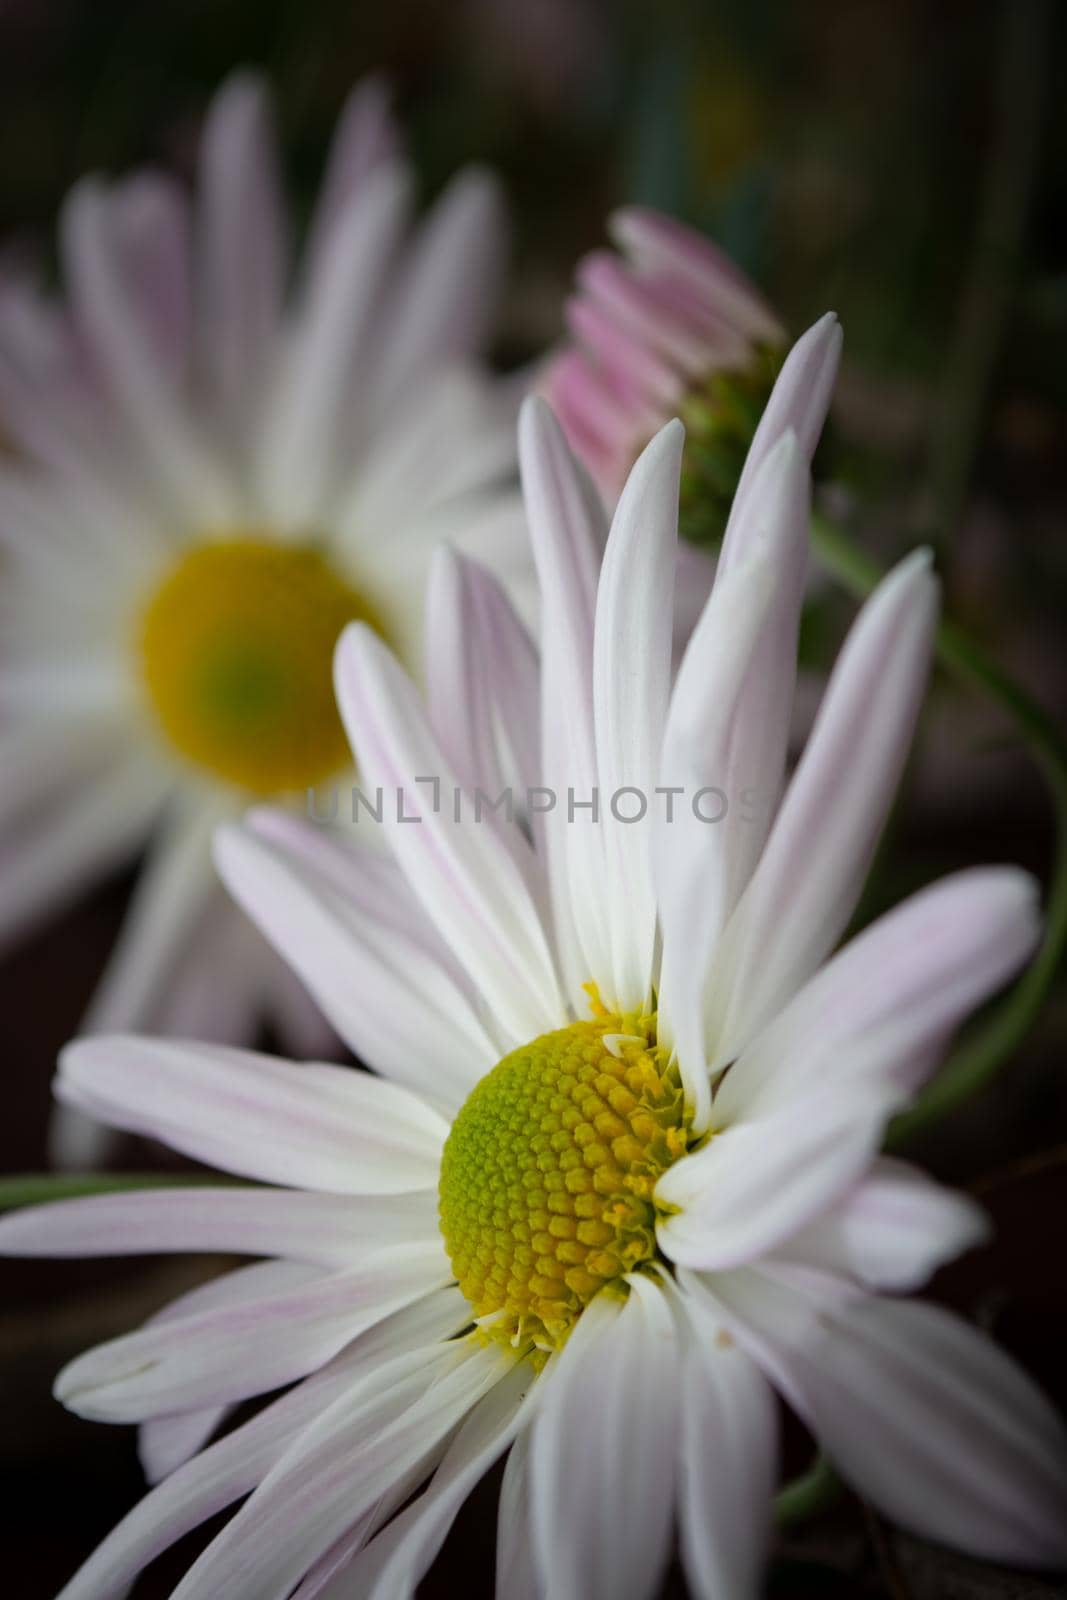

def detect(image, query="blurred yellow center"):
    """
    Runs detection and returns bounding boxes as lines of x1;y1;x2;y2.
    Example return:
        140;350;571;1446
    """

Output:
438;1006;690;1353
139;537;383;794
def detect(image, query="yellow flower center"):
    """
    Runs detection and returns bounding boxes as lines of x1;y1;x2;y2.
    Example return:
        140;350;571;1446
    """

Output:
139;537;386;794
438;1007;690;1353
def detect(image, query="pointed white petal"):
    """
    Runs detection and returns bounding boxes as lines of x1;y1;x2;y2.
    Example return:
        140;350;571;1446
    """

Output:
195;72;286;426
167;1343;511;1600
720;313;840;572
57;1035;449;1193
216;821;499;1111
714;866;1041;1125
334;623;563;1044
777;1157;990;1291
672;1278;778;1600
0;1186;439;1268
531;1277;678;1600
707;549;938;1065
518;396;610;1008
593;420;681;1009
656;1077;894;1272
50;1292;467;1600
55;1247;448;1422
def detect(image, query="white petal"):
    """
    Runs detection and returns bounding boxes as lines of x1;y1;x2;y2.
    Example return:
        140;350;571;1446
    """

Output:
777;1157;990;1291
655;1077;895;1271
530;1277;678;1600
518;396;610;1008
79;794;228;1035
195;72;286;428
719;312;840;572
706;549;938;1065
257;163;410;524
51;1291;467;1600
672;1278;778;1600
55;1247;449;1422
496;1427;542;1600
373;166;508;406
216;820;499;1111
656;433;808;1127
61;179;238;523
137;1261;322;1483
425;544;540;808
303;76;401;290
0;749;167;956
0;1185;439;1268
57;1035;449;1194
168;1343;511;1600
714;866;1041;1125
324;1363;535;1600
593;420;681;1010
764;1290;1067;1566
334;623;563;1044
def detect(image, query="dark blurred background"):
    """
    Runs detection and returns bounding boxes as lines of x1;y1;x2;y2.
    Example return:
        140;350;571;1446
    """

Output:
1;1;1065;1594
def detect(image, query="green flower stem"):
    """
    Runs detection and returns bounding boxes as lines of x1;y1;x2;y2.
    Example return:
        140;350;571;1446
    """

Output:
0;1172;249;1211
810;508;1067;1144
775;1453;842;1527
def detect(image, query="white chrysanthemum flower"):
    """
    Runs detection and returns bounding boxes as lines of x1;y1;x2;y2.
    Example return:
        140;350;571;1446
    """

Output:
4;319;1065;1598
0;72;528;1160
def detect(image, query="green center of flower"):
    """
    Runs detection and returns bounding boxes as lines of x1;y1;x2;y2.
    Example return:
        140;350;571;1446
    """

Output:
677;344;782;545
438;1005;690;1352
139;537;387;794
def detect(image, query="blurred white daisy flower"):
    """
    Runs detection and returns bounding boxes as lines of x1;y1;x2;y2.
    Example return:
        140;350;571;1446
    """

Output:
0;73;529;1162
3;318;1064;1597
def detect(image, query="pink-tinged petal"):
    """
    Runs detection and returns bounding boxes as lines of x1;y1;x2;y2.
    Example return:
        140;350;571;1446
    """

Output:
715;867;1041;1125
323;1363;534;1600
55;1245;448;1422
257;163;411;525
518;396;611;1006
656;551;776;1129
334;623;563;1045
0;749;168;958
60;180;238;523
374;166;508;405
594;420;681;1010
77;794;227;1037
656;1077;895;1272
656;433;808;1128
565;293;681;409
137;1261;323;1483
57;1035;449;1194
719;313;840;576
610;207;783;346
0;1186;438;1268
541;348;630;501
425;545;540;820
577;252;748;380
216;822;499;1111
777;1158;990;1291
530;1276;678;1600
304;76;401;292
168;1343;511;1600
195;72;286;427
51;1291;466;1600
108;174;191;385
741;1283;1067;1567
707;549;938;1066
671;1277;778;1600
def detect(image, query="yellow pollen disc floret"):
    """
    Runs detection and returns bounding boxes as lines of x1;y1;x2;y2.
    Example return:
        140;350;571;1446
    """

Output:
139;537;386;794
438;1011;690;1353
